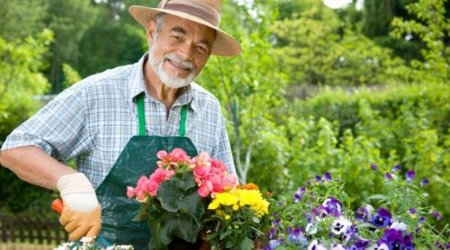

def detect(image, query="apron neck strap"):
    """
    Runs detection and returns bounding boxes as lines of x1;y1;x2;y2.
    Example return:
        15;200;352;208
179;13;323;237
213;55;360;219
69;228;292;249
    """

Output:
136;93;188;137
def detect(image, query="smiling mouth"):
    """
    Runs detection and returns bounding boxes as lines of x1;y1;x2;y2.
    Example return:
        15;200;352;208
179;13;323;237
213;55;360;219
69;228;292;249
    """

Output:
166;59;192;72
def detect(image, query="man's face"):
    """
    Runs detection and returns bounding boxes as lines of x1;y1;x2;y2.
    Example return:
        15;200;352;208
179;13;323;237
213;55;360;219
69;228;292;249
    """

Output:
147;14;216;88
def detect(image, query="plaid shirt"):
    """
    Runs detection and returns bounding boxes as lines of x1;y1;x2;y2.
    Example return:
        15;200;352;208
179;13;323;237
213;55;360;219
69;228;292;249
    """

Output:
1;54;236;188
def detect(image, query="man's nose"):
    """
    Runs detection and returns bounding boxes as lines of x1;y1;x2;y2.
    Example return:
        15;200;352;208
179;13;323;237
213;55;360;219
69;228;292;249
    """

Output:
177;42;195;61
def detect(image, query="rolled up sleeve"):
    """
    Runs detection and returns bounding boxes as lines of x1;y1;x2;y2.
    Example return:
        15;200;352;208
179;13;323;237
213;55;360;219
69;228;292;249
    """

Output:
1;86;91;163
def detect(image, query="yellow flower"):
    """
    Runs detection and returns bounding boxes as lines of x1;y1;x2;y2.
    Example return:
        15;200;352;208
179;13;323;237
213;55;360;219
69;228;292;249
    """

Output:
237;189;269;217
225;215;231;220
208;191;239;210
208;199;221;210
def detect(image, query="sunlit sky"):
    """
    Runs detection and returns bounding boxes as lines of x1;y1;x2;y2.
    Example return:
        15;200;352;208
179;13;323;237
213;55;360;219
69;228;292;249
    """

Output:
322;0;364;9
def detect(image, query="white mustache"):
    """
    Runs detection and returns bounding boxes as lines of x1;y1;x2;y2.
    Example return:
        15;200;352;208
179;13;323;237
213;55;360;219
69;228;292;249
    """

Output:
164;54;196;71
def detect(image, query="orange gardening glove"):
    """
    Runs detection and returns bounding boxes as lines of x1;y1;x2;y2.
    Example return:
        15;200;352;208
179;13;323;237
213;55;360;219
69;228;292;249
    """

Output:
60;204;101;241
57;173;102;241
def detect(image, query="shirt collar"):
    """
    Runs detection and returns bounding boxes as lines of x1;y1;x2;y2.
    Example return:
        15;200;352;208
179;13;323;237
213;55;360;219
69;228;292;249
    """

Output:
129;53;197;111
129;53;147;101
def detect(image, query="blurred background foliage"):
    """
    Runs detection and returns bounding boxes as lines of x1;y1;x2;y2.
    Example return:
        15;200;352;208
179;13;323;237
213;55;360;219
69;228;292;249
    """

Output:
0;0;449;229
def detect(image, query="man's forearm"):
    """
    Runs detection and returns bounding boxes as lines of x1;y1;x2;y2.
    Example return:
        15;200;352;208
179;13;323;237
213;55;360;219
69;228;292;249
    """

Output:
0;146;76;190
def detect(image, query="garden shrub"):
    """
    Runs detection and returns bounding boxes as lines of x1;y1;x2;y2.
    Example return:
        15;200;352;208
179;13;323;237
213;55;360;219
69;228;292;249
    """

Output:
280;83;449;229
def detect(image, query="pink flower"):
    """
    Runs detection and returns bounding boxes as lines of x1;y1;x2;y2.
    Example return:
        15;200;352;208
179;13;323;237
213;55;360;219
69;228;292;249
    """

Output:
137;175;149;186
171;148;189;162
222;174;238;190
127;186;136;199
156;150;168;160
157;148;192;169
193;152;211;168
209;175;225;193
193;165;211;180
146;180;160;197
198;181;213;197
150;168;175;184
136;187;148;201
211;159;227;173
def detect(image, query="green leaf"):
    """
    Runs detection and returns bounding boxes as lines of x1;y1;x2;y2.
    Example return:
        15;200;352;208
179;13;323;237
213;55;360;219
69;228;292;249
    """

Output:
240;236;254;250
156;175;204;223
158;212;200;244
368;194;388;201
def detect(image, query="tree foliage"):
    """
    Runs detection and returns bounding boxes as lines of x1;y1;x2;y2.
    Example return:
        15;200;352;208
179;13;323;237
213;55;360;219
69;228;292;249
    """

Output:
271;0;406;86
0;0;49;40
0;29;55;213
200;0;289;190
391;0;450;84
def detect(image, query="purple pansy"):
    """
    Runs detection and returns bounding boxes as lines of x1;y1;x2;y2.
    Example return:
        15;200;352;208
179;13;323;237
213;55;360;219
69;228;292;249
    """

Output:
380;229;404;249
269;227;277;239
405;170;416;181
372;207;392;227
385;172;393;181
392;164;401;172
403;233;415;250
355;205;373;222
312;206;329;219
418;217;425;224
315;175;322;183
420;178;429;187
349;237;371;250
294;186;306;203
264;239;283;250
344;224;358;242
322;196;343;218
324;172;332;181
431;211;442;220
370;163;378;171
287;227;307;246
272;218;280;227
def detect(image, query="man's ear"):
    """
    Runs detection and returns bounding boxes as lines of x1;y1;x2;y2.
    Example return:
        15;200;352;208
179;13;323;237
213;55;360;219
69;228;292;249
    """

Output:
146;20;157;44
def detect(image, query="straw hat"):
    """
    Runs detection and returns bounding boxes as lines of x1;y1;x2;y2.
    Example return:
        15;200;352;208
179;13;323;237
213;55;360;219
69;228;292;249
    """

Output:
129;0;241;56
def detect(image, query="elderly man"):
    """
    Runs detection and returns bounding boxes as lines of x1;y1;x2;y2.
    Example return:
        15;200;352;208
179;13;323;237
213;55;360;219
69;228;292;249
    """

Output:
0;0;240;249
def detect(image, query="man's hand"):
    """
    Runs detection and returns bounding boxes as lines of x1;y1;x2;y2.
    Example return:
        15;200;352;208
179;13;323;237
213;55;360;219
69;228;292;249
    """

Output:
57;173;102;241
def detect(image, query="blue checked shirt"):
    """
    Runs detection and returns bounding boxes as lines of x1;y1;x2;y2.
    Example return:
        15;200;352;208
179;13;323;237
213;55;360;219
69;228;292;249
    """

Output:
1;54;236;188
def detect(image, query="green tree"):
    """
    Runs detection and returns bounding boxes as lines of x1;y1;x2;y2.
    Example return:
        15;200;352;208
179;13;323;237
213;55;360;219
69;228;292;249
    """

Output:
362;0;423;61
0;0;49;40
271;0;406;86
391;0;450;83
199;0;289;191
45;0;97;93
77;0;152;77
0;29;55;214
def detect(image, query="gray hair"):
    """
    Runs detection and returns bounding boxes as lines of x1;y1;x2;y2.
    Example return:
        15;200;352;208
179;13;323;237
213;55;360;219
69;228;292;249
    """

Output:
154;13;165;34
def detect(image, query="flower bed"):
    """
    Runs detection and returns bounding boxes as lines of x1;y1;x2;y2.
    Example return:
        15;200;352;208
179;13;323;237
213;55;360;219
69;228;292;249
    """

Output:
264;165;449;249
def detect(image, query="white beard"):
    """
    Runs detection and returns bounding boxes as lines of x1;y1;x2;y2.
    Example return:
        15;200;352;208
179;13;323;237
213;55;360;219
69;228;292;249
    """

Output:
148;44;197;89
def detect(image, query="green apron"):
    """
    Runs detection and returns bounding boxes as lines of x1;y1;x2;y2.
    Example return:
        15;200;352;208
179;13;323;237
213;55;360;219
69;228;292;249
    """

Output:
95;93;199;250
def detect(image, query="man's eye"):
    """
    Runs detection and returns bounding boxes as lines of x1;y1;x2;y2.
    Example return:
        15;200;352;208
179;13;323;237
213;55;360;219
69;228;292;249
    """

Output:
197;45;209;54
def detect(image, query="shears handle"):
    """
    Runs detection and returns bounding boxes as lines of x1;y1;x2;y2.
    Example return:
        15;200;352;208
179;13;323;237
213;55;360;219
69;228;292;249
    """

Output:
52;199;112;247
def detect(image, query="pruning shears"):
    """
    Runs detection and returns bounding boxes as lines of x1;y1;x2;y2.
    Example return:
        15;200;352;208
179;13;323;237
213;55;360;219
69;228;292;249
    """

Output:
52;199;112;248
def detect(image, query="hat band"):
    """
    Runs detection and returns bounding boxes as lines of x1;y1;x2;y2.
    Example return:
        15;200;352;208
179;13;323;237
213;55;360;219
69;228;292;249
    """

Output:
164;3;220;27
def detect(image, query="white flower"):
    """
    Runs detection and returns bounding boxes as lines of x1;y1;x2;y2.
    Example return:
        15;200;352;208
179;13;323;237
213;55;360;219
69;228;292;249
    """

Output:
305;223;318;235
389;220;407;231
106;245;134;250
331;243;347;250
331;216;352;236
53;239;134;250
53;242;75;250
308;239;327;250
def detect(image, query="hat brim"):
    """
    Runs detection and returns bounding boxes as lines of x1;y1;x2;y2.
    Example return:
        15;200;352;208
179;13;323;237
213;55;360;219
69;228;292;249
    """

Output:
129;5;241;56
